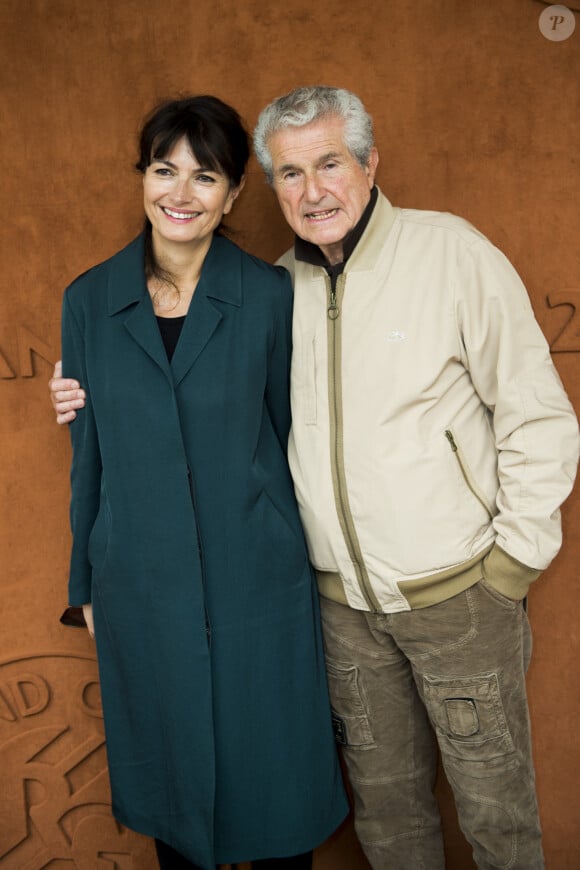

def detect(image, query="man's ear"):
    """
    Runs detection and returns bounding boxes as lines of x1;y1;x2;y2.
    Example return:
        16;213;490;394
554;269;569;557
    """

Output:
366;148;379;187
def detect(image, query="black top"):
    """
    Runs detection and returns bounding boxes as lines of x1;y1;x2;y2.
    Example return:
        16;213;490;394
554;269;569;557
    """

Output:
156;315;186;361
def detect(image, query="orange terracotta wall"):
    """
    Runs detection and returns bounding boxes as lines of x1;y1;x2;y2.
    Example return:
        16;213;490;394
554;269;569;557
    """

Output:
1;1;578;867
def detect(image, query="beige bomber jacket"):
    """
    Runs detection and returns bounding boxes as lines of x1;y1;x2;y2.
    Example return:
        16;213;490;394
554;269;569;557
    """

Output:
278;191;579;613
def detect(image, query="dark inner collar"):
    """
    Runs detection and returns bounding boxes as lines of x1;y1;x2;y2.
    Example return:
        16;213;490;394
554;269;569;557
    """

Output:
294;185;378;271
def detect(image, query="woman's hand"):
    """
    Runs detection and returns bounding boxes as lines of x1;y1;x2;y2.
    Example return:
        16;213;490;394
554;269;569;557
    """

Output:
49;361;86;424
82;603;95;639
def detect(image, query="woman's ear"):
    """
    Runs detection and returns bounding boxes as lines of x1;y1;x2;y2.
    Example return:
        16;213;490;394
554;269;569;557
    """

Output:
234;175;246;200
224;175;246;214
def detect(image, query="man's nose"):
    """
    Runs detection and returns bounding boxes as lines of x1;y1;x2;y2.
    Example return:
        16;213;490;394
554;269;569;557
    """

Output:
303;173;324;203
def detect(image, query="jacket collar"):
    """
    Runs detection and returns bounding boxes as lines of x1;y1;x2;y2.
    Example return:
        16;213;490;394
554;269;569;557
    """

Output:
295;185;379;268
107;234;148;315
291;188;397;278
345;188;397;273
106;233;243;387
107;233;243;315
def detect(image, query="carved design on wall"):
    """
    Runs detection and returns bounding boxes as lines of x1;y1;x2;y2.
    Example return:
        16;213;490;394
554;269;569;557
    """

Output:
548;289;580;352
0;653;140;869
0;325;58;379
535;0;580;12
0;285;578;384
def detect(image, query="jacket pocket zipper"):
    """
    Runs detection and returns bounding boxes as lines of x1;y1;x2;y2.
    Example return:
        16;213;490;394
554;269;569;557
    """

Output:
444;430;495;520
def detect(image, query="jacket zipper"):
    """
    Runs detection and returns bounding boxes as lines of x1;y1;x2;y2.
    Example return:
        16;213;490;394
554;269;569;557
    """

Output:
327;273;381;612
444;430;495;520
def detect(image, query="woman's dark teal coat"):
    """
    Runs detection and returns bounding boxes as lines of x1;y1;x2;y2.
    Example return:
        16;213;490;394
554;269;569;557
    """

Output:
62;234;347;868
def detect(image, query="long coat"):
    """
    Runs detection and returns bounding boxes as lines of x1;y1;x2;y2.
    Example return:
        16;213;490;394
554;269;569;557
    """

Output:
62;234;347;868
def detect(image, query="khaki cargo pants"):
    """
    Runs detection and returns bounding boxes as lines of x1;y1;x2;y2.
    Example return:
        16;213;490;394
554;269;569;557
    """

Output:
320;580;544;869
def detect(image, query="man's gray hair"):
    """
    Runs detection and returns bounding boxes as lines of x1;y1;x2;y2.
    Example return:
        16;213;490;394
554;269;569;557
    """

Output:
253;86;375;183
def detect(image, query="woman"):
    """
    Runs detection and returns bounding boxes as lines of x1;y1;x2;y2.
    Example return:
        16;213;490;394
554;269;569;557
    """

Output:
60;95;347;870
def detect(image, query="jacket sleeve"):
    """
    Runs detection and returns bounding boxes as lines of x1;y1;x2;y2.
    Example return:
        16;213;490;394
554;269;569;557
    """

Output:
264;268;294;450
62;289;102;607
456;236;579;588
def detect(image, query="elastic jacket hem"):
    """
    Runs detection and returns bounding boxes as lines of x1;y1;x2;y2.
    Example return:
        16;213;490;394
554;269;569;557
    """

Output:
317;543;540;611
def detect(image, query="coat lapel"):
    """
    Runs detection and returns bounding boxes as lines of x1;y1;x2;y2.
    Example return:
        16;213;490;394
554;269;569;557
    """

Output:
105;233;243;388
171;236;243;388
125;299;172;378
107;234;172;379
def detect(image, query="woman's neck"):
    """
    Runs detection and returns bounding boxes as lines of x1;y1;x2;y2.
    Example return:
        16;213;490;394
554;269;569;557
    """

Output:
148;232;213;316
153;232;213;289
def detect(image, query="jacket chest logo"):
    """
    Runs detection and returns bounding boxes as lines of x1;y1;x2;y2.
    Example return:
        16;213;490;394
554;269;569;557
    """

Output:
387;329;407;343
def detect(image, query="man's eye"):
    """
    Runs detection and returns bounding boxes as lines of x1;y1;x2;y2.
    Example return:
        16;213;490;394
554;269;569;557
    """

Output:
324;162;337;170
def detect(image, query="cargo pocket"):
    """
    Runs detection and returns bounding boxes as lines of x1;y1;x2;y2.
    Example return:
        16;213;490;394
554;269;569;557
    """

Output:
325;660;376;750
423;671;518;778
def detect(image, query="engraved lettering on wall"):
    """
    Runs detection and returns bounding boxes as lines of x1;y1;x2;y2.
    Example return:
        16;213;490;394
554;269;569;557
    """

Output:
0;324;58;379
548;288;580;352
0;654;141;868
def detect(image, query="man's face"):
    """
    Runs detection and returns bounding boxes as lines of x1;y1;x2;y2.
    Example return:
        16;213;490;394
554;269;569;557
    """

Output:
268;115;378;265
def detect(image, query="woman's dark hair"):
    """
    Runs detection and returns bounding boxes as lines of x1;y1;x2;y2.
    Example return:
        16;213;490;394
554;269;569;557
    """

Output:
137;95;250;283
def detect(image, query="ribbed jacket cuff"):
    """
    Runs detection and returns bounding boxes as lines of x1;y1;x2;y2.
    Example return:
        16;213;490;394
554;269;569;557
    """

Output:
482;544;541;600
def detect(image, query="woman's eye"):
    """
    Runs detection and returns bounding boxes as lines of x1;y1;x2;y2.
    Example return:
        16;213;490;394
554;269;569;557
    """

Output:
196;174;216;184
153;167;172;176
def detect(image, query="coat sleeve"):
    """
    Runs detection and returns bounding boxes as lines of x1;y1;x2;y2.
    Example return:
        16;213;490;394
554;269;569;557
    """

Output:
264;268;294;450
62;288;102;606
456;236;579;590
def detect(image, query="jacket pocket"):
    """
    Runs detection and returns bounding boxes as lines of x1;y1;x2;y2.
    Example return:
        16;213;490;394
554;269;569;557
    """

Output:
444;429;495;520
292;331;317;425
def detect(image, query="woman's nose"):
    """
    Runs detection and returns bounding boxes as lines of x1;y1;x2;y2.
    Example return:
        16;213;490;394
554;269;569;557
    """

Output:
170;177;192;202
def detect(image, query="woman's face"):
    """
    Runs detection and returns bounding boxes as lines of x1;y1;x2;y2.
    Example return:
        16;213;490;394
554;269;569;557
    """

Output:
143;137;243;249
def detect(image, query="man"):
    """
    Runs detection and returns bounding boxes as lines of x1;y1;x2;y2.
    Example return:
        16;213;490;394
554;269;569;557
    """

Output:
51;87;579;869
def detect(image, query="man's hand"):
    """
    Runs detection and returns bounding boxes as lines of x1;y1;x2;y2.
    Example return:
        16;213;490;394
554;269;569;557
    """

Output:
82;603;95;639
49;361;86;424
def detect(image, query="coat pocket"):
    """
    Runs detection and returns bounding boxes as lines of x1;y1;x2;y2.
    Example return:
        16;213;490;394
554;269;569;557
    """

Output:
87;484;111;582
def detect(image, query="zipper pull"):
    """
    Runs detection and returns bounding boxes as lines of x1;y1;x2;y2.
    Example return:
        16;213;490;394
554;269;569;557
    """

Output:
328;289;339;320
444;430;458;451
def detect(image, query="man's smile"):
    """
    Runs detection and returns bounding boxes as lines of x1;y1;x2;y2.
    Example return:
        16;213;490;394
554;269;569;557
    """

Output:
305;208;339;221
